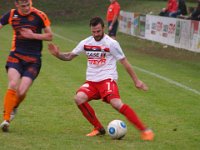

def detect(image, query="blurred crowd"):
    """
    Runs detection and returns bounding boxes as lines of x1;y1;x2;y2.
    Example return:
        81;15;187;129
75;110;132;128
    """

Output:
159;0;200;21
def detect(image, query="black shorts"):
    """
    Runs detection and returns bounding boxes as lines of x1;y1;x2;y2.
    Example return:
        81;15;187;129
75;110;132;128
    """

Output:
108;20;119;36
5;52;41;80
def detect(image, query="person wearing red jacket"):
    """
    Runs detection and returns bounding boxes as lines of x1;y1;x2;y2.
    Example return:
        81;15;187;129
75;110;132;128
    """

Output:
159;0;178;17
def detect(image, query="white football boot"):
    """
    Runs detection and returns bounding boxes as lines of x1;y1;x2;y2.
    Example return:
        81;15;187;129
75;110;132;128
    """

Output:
0;120;10;132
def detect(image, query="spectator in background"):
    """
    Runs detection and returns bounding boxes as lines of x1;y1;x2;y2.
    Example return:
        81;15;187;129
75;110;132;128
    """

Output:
179;0;200;21
178;0;188;15
159;0;178;17
106;0;120;39
178;6;194;19
171;0;188;17
189;0;200;20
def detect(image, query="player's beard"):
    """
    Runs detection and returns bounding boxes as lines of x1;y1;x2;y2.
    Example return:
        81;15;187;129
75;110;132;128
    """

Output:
94;33;104;41
18;7;31;15
22;10;31;15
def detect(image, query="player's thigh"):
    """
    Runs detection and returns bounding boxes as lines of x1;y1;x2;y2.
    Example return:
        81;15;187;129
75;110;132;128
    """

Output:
18;62;41;96
23;61;41;80
76;82;100;101
100;79;120;102
7;68;21;89
17;76;33;96
75;91;88;105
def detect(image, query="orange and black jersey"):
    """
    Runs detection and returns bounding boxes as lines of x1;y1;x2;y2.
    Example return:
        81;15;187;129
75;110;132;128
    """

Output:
0;7;51;57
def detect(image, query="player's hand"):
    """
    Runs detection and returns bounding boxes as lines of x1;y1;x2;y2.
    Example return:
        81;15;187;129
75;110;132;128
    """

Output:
162;8;166;12
48;43;60;57
109;25;113;31
20;28;35;39
135;80;148;91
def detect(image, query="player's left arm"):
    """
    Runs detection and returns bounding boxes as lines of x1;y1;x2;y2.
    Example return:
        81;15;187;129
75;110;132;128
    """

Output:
119;58;148;91
19;26;53;41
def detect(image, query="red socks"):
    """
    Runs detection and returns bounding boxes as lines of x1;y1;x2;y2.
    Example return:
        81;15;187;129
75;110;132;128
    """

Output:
78;102;103;130
120;104;146;131
78;102;146;131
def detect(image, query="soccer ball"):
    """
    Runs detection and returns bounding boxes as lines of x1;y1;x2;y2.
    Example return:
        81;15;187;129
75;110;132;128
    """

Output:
107;120;127;140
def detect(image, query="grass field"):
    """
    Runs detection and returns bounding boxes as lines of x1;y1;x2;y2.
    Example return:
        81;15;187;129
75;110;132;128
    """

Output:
0;0;200;150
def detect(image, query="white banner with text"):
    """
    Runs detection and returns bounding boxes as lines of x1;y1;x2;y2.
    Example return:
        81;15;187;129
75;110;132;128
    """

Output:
119;11;200;53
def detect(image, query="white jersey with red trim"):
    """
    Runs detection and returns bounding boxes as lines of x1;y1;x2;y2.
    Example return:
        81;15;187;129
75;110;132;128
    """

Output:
72;34;125;82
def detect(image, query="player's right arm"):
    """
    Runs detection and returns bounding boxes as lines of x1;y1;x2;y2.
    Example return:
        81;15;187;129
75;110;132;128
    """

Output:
48;43;77;61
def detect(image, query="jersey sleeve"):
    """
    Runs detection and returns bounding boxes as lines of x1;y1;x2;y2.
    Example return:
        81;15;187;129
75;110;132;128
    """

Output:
40;12;51;27
0;11;11;26
32;7;51;28
72;40;85;55
110;40;125;60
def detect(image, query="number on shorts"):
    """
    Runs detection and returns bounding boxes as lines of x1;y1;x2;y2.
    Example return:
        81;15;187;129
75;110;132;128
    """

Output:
106;82;111;91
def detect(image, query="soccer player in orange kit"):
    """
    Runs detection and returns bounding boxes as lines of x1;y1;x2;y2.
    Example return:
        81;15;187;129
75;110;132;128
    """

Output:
0;0;53;132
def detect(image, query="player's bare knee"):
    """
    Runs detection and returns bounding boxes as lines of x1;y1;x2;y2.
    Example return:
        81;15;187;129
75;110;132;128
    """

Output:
110;99;123;110
74;95;84;105
74;92;88;105
8;80;18;90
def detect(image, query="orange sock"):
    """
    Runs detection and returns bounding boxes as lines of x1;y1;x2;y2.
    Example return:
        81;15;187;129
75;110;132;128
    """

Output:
15;94;26;108
3;89;17;121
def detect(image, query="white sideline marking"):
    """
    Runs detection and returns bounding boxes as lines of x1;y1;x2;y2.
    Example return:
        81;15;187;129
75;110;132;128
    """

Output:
53;32;77;43
53;32;200;96
133;66;200;96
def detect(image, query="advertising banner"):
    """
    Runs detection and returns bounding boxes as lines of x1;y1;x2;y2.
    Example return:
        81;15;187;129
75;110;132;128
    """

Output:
139;14;146;38
190;21;200;52
119;11;134;35
179;19;191;50
119;12;200;53
145;15;177;46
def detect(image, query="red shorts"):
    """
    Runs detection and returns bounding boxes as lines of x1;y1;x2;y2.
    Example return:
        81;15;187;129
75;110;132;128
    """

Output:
77;79;120;103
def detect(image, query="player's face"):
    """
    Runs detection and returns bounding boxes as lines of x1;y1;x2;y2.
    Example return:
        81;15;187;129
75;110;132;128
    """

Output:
16;0;31;15
91;23;104;41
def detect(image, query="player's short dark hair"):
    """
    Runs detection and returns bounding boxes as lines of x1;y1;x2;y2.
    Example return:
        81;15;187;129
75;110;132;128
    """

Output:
89;16;104;28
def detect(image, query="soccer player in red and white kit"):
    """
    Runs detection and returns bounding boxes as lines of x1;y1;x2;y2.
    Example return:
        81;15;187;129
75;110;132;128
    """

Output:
0;0;53;132
48;17;154;141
